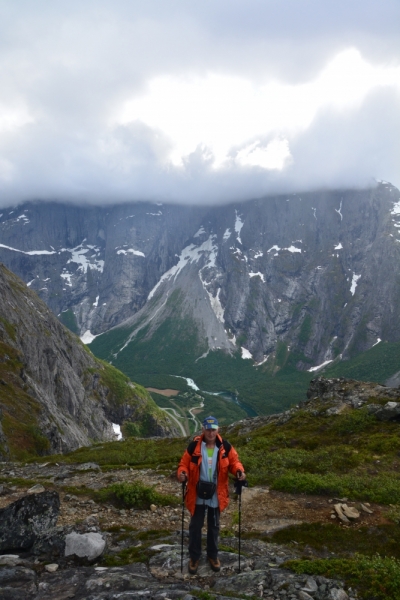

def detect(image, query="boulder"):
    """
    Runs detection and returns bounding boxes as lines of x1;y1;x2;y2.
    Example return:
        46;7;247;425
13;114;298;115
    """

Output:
341;504;360;520
329;589;349;600
27;484;46;494
64;532;106;562
0;490;60;552
333;504;350;524
367;401;400;421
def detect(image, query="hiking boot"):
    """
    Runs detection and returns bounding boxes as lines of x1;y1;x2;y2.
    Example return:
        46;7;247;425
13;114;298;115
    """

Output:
188;558;199;575
207;556;221;572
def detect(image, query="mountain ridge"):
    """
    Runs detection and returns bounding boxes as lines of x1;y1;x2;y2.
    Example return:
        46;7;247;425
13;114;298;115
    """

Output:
1;182;400;413
0;263;176;460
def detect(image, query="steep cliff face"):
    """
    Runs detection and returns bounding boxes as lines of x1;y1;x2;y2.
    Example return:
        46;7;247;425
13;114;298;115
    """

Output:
1;182;400;408
0;264;175;460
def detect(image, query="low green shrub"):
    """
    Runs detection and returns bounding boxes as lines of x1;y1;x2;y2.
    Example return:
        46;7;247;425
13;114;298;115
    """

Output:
287;555;400;600
272;471;400;505
96;481;179;509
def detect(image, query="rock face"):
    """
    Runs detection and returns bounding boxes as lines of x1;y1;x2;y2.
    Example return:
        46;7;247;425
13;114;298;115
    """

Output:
306;376;400;421
0;182;399;369
226;376;400;436
0;264;176;459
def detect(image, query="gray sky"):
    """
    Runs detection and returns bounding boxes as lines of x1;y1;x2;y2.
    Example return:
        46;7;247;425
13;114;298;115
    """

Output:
0;0;399;207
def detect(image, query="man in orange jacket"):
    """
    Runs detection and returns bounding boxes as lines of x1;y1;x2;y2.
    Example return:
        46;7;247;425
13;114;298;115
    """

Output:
177;415;246;575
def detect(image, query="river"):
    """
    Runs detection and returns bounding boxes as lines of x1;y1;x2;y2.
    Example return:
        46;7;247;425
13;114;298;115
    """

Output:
171;375;258;418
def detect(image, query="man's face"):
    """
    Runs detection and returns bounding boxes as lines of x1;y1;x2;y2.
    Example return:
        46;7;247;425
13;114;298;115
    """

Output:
203;427;218;444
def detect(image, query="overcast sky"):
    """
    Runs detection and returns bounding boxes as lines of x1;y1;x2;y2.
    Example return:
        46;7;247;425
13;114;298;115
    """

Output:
0;0;399;207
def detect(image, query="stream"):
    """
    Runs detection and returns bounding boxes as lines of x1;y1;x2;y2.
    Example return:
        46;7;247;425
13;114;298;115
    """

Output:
171;376;257;417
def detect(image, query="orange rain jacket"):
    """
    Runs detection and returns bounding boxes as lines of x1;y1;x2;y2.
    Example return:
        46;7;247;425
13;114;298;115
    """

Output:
177;433;244;516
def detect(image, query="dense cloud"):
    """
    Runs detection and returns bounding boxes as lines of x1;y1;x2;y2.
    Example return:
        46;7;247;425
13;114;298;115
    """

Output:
0;0;399;207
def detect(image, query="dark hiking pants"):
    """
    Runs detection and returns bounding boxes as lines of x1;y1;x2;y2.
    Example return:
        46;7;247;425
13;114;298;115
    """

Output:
188;504;220;561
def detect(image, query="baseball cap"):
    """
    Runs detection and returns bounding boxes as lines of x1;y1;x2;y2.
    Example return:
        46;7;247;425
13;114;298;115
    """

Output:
203;416;219;430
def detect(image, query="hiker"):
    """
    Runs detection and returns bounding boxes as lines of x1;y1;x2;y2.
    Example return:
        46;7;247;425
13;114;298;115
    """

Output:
177;415;246;574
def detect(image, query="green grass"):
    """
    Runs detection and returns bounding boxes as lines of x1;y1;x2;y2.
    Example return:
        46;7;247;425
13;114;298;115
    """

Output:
272;522;400;560
44;436;186;471
272;472;400;504
287;555;400;600
226;408;400;503
38;399;400;508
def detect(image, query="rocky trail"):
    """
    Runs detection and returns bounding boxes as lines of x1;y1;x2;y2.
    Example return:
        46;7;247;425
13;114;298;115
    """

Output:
0;461;382;599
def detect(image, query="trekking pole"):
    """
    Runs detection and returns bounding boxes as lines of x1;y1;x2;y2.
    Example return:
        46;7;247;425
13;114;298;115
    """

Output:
180;476;187;573
234;470;248;573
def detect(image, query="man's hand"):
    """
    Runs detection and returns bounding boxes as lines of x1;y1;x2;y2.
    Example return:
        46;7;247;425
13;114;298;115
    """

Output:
178;471;187;483
236;470;246;481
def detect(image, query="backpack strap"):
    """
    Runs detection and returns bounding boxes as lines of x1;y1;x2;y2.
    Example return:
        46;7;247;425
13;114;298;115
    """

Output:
223;439;232;454
187;440;198;456
215;437;232;455
187;437;201;464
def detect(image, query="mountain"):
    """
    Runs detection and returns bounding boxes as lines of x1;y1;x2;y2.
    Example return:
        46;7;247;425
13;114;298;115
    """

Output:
1;182;400;415
0;263;175;460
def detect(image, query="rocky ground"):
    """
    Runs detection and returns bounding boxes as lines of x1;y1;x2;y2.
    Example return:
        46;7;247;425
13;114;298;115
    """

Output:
0;460;383;599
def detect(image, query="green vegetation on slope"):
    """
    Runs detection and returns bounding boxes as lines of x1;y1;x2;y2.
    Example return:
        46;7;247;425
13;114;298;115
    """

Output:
324;340;400;383
0;340;50;460
33;394;400;600
46;405;400;506
90;296;400;421
91;311;314;416
58;309;79;335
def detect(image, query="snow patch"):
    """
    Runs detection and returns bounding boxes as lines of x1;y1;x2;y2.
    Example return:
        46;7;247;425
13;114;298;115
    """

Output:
249;271;265;282
267;243;301;254
372;338;382;347
234;211;244;244
308;359;333;372
350;273;361;295
334;243;343;250
0;243;57;255
223;228;231;241
194;226;206;238
61;271;73;286
253;251;263;259
112;424;122;440
66;242;104;273
391;200;400;215
93;296;99;307
81;330;97;344
254;355;269;367
117;248;145;257
148;235;218;300
16;213;30;224
199;277;224;323
241;347;253;360
335;199;343;221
